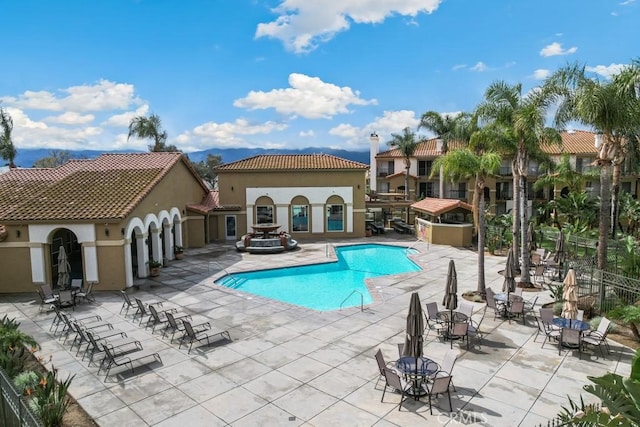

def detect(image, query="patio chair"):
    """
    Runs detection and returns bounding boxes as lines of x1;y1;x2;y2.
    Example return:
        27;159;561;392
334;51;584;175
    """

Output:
582;317;611;357
424;302;445;337
380;368;414;410
58;311;112;344
532;265;547;287
539;308;560;330
75;281;95;303
164;311;210;342
485;288;504;320
467;308;486;346
559;328;582;359
508;295;525;325
70;279;82;292
534;317;561;348
37;286;58;312
457;302;474;319
180;319;231;354
101;342;161;381
69;321;125;356
84;329;137;367
449;320;469;350
513;287;523;297
57;289;75;311
425;375;453;415
374;348;399;389
435;349;459;391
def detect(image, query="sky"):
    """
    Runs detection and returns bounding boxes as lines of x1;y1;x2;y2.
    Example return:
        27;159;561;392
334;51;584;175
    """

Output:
1;0;639;155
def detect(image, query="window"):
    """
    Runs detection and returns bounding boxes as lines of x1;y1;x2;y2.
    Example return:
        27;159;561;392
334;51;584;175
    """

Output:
291;205;309;232
326;204;344;232
418;160;432;177
256;205;274;224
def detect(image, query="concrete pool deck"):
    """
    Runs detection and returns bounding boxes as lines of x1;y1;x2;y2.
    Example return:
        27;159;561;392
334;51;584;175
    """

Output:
1;236;635;426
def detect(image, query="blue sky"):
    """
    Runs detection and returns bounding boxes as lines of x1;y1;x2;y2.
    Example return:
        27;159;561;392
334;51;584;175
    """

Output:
1;0;638;154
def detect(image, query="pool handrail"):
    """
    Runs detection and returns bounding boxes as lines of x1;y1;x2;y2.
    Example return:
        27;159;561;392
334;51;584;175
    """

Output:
209;262;238;287
405;239;424;254
340;289;364;312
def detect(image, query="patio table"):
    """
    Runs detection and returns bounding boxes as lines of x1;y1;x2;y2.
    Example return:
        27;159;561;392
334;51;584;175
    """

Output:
395;356;439;399
436;311;468;340
493;292;522;318
552;318;590;331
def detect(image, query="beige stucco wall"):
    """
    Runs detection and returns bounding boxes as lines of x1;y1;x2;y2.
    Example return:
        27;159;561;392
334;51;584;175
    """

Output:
0;159;209;293
217;169;367;240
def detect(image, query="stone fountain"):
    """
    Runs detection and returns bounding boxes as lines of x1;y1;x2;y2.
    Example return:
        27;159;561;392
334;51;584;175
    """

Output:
236;223;298;253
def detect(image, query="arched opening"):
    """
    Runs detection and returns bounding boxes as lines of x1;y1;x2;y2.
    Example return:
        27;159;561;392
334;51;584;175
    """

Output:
326;195;345;232
50;228;82;289
291;195;310;232
255;196;275;224
130;230;139;278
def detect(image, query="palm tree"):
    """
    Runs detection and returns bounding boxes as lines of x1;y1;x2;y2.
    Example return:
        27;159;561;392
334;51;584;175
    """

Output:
0;108;17;168
476;81;560;284
388;127;420;202
419;111;472;199
546;63;636;269
431;147;501;295
128;114;170;152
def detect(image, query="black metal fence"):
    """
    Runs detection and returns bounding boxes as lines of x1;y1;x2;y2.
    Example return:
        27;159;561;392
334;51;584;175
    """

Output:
0;367;42;427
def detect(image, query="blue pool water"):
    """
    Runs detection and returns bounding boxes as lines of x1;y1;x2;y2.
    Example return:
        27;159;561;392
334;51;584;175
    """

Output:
215;244;420;311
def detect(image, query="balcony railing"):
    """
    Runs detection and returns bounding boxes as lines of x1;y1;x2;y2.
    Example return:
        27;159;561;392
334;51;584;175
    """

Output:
378;168;394;177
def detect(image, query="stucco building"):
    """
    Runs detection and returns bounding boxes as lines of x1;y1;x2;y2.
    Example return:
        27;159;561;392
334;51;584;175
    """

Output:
0;152;211;292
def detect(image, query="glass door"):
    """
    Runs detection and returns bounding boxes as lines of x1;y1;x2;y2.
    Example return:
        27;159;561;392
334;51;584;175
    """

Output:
225;215;237;240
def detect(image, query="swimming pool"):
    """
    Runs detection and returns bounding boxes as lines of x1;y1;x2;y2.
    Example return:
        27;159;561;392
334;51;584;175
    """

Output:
215;244;421;311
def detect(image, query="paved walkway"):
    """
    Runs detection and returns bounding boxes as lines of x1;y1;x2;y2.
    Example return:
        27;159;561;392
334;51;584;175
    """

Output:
2;236;634;426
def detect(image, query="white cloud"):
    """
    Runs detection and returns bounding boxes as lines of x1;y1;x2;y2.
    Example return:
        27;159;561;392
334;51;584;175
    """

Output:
299;129;315;137
470;62;488;72
533;69;551;80
43;111;95;125
540;42;577;57
620;0;636;5
176;118;289;150
255;0;443;53
101;104;150;127
2;80;142;112
452;64;466;71
234;73;377;119
586;63;626;79
329;110;420;149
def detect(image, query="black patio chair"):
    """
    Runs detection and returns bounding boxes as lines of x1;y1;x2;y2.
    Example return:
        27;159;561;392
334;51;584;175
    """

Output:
179;319;230;354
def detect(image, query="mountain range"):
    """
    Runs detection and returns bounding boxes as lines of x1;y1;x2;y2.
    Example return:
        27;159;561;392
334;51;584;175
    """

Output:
12;147;371;168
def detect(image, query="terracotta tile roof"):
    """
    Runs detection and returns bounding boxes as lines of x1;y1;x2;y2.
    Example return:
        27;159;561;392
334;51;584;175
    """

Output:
385;172;419;179
0;152;193;221
411;198;473;216
216;154;368;171
376;130;599;158
541;130;598;155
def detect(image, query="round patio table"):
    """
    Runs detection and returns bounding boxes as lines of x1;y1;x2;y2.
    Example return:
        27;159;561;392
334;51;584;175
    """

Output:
395;356;439;398
552;318;590;331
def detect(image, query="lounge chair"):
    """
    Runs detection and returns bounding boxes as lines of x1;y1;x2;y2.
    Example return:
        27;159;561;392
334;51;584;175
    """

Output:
50;305;102;334
164;311;209;343
101;342;161;381
147;304;189;334
119;291;135;316
133;297;164;326
179;319;230;354
84;329;138;367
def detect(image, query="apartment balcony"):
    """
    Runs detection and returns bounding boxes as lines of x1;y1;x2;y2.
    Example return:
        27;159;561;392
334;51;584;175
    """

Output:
378;169;394;177
496;192;513;201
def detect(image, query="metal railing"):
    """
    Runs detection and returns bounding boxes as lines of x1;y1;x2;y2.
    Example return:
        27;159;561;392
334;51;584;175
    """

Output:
0;367;42;427
340;290;364;312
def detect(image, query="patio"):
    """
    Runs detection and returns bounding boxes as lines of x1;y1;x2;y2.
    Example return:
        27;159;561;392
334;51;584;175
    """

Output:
1;236;634;426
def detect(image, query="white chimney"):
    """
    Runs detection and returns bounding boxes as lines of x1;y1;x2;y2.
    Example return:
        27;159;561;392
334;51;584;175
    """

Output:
369;132;379;192
436;138;443;153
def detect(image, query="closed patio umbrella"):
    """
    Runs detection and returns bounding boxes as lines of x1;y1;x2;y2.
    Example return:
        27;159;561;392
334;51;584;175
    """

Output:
403;292;424;359
443;259;458;330
57;246;71;289
561;268;579;326
502;248;516;299
554;230;566;280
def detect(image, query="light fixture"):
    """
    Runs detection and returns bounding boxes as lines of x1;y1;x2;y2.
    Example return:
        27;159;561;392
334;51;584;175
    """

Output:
105;228;109;236
16;230;20;238
231;186;234;191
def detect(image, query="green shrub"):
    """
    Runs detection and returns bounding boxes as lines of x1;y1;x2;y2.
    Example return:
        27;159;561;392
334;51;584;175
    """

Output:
471;295;484;303
29;367;75;427
13;370;39;395
553;301;564;316
0;315;39;377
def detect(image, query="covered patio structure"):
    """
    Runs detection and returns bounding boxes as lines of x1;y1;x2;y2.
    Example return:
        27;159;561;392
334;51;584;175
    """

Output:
412;198;474;247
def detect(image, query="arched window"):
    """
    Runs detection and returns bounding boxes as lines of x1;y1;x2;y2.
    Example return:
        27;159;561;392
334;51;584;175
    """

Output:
326;195;345;232
291;196;309;232
255;196;275;224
